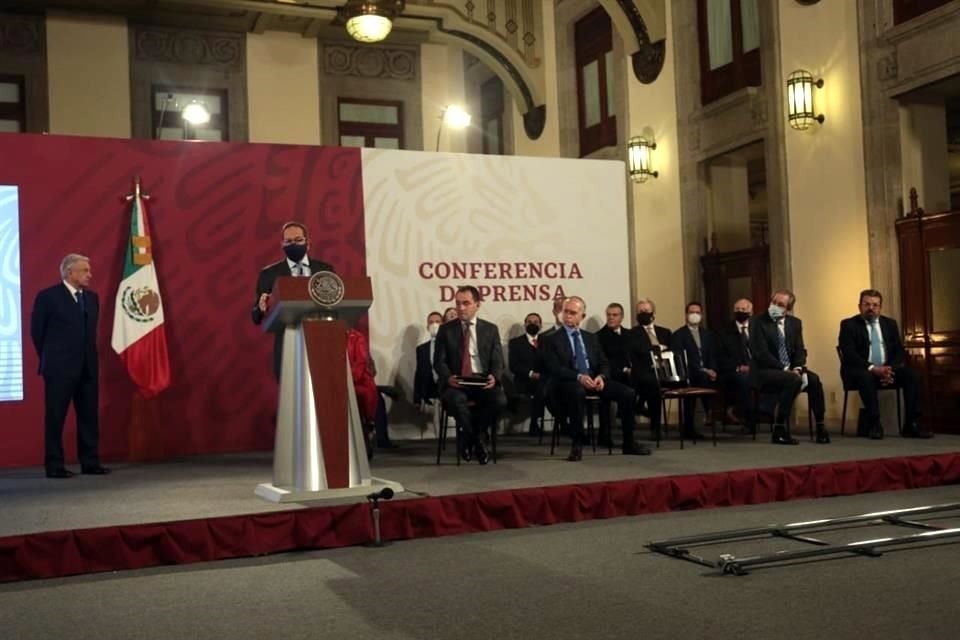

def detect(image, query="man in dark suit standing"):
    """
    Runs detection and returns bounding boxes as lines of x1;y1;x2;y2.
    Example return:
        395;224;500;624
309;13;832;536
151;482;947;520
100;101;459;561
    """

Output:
413;311;443;405
30;254;109;478
718;298;755;433
433;285;507;464
750;289;829;445
542;296;650;461
838;289;930;439
670;301;718;440
508;312;546;435
251;222;335;379
629;298;671;439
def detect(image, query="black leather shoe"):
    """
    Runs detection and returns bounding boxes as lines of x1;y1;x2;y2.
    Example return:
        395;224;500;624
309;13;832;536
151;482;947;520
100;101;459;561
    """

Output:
45;468;74;479
458;445;473;462
902;424;933;439
566;445;583;462
81;465;111;475
816;429;831;444
869;427;884;440
475;442;490;465
622;443;652;456
771;429;799;445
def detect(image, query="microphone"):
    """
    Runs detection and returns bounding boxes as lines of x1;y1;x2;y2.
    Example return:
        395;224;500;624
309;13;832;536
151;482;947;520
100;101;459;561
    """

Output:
366;487;394;502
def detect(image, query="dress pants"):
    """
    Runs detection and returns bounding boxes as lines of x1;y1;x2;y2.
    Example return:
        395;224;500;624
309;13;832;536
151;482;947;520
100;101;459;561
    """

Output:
752;369;825;424
43;366;99;472
843;366;921;426
441;385;507;445
553;379;636;447
634;372;662;435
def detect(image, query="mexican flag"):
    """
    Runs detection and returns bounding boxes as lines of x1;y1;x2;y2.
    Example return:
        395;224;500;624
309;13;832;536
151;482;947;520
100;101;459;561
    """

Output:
111;194;171;398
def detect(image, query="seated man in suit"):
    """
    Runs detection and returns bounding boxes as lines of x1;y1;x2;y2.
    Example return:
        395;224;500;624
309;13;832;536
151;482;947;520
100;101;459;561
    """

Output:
433;285;507;464
718;298;756;433
670;301;718;440
629;298;672;439
414;311;443;406
838;289;931;439
750;289;830;445
542;296;650;461
597;302;633;446
508;312;546;435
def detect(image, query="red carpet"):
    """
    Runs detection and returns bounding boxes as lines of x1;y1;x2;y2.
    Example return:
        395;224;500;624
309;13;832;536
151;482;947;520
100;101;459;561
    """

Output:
3;452;959;582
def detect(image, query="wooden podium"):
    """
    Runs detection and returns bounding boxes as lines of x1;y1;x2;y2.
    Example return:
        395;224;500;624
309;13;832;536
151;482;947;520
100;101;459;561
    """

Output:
255;274;403;502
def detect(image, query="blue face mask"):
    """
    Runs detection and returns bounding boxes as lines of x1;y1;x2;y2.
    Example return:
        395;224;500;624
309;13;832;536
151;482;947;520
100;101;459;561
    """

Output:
768;304;786;320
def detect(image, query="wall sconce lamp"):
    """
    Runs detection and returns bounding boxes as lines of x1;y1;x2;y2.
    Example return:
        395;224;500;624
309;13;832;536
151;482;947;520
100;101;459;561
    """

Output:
786;69;824;130
341;0;405;44
627;136;658;183
435;105;471;151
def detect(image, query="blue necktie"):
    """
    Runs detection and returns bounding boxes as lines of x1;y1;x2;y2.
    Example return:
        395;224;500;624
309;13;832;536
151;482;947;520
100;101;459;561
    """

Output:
776;321;790;368
75;290;85;314
869;320;884;366
572;330;589;375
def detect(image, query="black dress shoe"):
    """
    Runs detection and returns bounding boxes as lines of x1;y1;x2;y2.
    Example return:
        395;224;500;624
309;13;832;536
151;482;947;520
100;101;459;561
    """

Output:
816;430;831;444
566;445;583;462
622;443;652;456
902;425;933;439
475;442;490;465
45;468;74;479
458;445;473;462
771;434;799;445
81;465;111;475
869;427;884;440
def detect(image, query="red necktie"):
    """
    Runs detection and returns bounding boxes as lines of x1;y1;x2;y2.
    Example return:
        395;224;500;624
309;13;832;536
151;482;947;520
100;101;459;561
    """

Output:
461;322;474;376
532;337;538;348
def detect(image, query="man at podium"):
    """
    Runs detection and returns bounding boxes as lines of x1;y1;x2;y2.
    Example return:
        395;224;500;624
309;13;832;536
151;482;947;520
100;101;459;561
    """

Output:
433;285;507;464
251;222;335;378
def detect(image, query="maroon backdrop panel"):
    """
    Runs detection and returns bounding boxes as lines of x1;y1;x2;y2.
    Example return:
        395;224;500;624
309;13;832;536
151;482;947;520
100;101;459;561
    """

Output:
0;133;364;468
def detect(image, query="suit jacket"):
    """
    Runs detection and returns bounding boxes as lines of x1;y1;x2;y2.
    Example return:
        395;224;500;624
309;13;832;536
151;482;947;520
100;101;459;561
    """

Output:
541;326;610;383
749;313;807;371
838;314;907;377
670;325;719;373
251;257;334;377
31;283;99;378
627;324;672;378
508;333;542;382
433;317;504;387
718;320;752;374
413;339;437;403
596;325;632;380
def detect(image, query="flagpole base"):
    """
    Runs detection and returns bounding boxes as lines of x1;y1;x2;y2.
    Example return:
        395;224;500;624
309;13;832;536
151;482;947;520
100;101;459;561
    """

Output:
255;477;404;503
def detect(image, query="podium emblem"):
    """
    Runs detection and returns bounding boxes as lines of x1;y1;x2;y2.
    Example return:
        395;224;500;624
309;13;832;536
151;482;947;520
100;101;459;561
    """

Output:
307;271;345;307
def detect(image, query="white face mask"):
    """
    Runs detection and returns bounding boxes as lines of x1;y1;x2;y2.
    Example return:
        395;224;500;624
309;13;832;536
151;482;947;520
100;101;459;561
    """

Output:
428;322;440;338
687;313;702;326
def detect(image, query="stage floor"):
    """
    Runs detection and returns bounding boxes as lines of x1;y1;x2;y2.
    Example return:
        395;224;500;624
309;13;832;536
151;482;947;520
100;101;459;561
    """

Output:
1;433;957;538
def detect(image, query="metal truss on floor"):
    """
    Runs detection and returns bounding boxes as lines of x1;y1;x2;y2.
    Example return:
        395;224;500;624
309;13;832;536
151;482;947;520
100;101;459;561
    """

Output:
646;502;960;575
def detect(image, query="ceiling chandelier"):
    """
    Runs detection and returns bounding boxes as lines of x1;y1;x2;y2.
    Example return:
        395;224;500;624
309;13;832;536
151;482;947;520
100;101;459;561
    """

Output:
341;0;405;44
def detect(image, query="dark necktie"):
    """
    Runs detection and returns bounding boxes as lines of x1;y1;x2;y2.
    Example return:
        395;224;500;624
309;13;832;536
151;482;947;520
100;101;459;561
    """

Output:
776;321;790;368
75;290;85;314
740;325;751;358
572;330;589;375
461;322;474;376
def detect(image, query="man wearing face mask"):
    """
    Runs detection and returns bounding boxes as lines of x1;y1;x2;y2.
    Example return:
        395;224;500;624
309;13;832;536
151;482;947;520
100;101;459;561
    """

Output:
414;311;443;406
508;312;546;435
251;222;335;379
670;301;718;440
719;298;756;433
749;289;829;445
629;298;672;439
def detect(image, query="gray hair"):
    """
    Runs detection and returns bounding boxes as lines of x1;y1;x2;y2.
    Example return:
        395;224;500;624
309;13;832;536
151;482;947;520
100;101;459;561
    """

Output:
771;288;796;310
60;253;90;279
636;297;657;314
565;295;586;313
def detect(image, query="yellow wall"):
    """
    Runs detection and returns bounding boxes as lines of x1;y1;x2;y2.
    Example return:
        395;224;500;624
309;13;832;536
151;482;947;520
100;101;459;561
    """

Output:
626;2;685;329
779;0;870;418
46;13;130;138
247;31;320;145
420;43;468;153
512;0;561;157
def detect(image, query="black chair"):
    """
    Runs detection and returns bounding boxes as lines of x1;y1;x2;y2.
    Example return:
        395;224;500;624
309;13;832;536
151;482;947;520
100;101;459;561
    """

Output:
436;400;498;465
549;394;612;456
651;349;719;448
836;346;902;437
